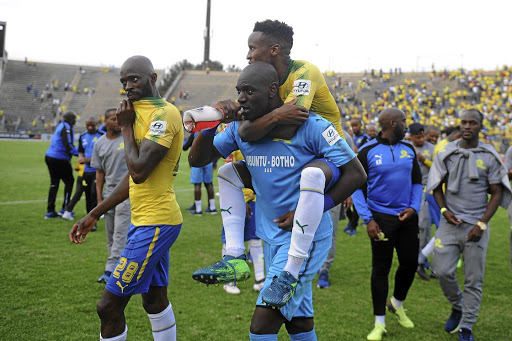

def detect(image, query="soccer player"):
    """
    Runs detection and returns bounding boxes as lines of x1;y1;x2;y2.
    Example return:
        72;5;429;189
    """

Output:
44;111;79;218
352;108;422;341
91;108;130;284
69;55;183;341
427;109;511;341
407;123;435;280
62;117;103;221
189;62;366;340
424;125;440;145
221;150;265;295
212;19;349;280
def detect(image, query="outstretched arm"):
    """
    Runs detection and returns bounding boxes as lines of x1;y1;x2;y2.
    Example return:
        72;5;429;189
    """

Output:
188;131;223;167
69;173;129;243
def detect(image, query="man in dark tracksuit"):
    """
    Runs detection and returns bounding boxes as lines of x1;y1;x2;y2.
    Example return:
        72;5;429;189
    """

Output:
44;111;79;218
352;108;422;341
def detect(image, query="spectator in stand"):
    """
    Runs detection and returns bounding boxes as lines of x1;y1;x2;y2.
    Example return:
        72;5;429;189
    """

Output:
44;111;79;218
62;118;103;222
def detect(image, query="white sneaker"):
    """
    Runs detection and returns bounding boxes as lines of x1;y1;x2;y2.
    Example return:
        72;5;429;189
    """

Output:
253;279;265;292
62;211;74;221
223;282;241;295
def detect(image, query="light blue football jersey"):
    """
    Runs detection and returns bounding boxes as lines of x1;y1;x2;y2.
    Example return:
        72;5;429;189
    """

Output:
214;113;356;245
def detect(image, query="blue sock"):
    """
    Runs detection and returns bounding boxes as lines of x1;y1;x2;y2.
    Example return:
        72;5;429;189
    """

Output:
249;332;278;341
289;327;317;341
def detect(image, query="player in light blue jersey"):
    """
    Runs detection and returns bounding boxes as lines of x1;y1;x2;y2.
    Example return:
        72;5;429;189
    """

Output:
188;62;366;341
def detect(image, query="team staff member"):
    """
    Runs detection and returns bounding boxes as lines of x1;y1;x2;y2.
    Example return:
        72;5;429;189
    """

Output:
352;108;422;341
70;55;183;341
44;111;79;218
427;109;511;341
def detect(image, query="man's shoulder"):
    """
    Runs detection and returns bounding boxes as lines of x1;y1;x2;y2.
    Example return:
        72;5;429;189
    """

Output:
358;138;380;154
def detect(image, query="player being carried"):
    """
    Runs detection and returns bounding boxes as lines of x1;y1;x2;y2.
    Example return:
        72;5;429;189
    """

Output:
189;62;366;340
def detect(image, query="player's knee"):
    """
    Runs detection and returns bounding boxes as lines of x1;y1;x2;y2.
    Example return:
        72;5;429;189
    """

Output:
300;167;325;188
284;317;314;334
97;298;116;321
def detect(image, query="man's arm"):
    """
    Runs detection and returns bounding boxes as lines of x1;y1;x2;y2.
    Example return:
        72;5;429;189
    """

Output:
62;124;78;156
433;183;462;225
96;168;105;204
237;98;309;142
466;183;503;242
69;173;129;243
188;131;223;167
326;158;366;206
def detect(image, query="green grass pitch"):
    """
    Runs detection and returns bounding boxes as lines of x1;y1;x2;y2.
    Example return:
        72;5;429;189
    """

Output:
0;140;511;340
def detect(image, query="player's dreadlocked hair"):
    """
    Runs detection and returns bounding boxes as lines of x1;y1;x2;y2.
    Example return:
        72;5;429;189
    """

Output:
253;20;294;56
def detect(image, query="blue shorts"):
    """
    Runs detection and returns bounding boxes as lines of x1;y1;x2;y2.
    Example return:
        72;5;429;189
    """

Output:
221;200;257;243
106;223;181;297
256;236;331;321
190;163;213;184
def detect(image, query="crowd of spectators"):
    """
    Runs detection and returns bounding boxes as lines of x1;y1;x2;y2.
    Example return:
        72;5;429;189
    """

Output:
334;66;512;154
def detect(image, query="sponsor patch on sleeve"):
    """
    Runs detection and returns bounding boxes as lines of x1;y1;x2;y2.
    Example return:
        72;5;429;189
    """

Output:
292;80;311;96
149;121;167;136
322;126;340;146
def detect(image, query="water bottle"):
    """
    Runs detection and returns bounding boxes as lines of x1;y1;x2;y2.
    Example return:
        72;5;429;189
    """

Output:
183;106;223;134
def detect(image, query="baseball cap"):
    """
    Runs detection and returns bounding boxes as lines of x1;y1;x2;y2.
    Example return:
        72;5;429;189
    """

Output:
409;123;425;135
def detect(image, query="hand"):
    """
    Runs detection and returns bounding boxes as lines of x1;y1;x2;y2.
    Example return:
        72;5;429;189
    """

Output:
272;98;309;125
344;196;353;210
215;100;241;123
274;210;295;231
78;156;86;164
466;224;484;242
398;207;415;221
69;214;98;244
417;153;426;163
366;219;381;240
116;99;136;128
442;209;463;225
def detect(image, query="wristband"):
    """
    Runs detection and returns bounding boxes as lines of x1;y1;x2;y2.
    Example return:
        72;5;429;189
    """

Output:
323;194;335;212
201;125;219;136
440;207;447;214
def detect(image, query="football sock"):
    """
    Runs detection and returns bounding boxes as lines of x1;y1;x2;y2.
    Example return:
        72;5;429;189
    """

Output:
194;200;201;213
249;332;278;341
375;315;385;325
289;327;317;341
100;325;127;341
249;239;265;282
391;296;403;308
218;163;246;257
285;167;325;278
209;199;216;210
422;236;435;258
148;303;176;341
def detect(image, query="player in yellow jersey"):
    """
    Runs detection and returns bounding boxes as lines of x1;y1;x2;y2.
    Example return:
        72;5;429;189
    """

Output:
70;56;183;341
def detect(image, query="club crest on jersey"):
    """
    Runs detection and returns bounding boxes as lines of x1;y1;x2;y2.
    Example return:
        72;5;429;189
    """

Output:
149;120;167;136
322;126;340;146
292;80;311;96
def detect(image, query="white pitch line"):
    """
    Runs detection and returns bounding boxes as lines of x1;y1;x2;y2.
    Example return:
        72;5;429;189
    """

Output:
0;186;218;205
